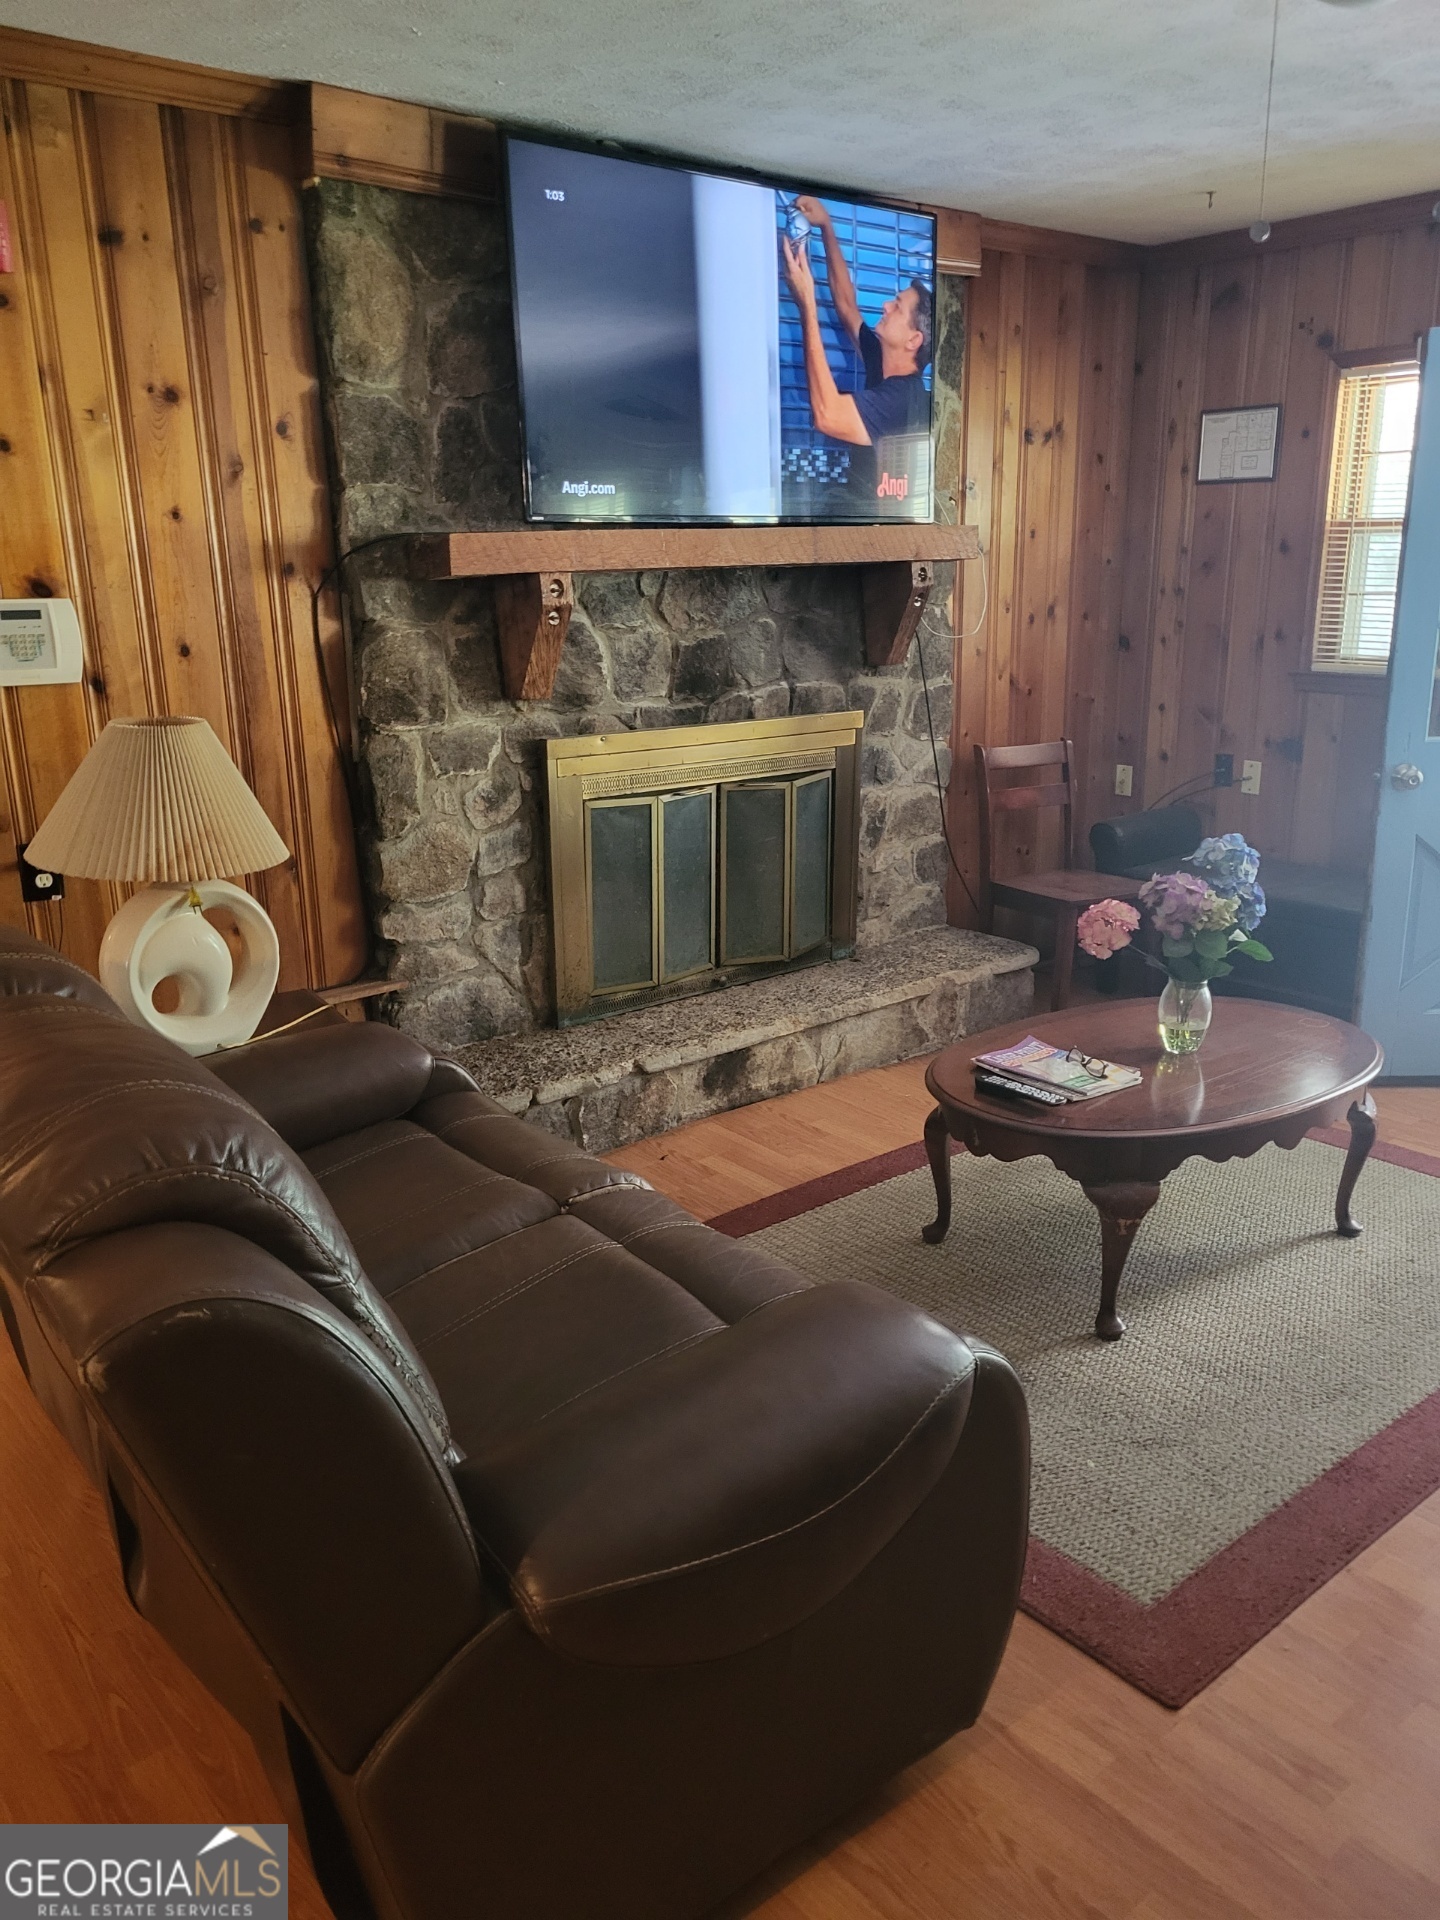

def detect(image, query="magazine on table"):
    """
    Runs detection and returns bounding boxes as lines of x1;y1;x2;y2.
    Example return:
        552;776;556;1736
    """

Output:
972;1034;1142;1101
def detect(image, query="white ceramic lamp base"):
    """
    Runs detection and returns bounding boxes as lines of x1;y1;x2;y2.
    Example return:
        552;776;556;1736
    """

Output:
100;880;280;1056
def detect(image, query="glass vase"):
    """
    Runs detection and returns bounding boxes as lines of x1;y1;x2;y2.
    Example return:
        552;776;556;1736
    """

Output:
1157;977;1212;1054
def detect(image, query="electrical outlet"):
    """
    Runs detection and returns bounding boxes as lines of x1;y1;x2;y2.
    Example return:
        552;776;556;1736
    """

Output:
1213;752;1234;788
1241;759;1262;795
17;841;63;903
1114;763;1133;797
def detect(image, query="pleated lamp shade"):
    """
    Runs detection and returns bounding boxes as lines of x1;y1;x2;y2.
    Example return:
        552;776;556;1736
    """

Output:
26;716;290;883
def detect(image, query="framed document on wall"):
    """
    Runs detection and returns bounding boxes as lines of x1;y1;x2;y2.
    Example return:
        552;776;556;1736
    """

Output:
1197;405;1281;483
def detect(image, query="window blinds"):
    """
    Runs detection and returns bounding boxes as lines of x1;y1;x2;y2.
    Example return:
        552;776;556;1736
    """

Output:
1313;367;1420;670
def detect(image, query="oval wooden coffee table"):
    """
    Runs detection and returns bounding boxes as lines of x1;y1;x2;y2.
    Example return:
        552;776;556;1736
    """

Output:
923;997;1383;1341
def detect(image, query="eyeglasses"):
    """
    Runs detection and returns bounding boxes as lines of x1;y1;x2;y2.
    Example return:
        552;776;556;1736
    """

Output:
1065;1046;1107;1078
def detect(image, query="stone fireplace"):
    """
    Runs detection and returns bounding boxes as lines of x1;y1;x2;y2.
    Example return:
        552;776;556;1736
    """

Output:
302;174;1035;1145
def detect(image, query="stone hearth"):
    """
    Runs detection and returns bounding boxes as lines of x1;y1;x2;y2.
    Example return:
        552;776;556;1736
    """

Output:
454;926;1036;1152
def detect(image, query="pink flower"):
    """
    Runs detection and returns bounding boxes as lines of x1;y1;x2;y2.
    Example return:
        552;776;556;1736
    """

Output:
1077;898;1141;958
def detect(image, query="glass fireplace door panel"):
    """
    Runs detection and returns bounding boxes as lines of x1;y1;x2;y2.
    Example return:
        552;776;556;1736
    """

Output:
588;797;657;992
721;782;789;963
659;788;716;980
790;772;832;955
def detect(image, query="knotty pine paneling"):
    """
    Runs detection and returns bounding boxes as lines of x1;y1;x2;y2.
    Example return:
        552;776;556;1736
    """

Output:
0;75;364;986
1118;217;1440;873
946;249;1141;927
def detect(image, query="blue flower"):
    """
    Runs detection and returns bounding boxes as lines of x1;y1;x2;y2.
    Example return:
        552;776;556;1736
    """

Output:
1186;834;1266;927
1189;833;1260;889
1235;882;1266;932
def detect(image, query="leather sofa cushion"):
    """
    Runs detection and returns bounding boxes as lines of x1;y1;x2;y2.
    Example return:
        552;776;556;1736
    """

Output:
304;1119;561;1296
408;1092;656;1209
208;1023;437;1151
453;1281;974;1666
566;1184;823;1321
0;996;454;1460
398;1212;725;1453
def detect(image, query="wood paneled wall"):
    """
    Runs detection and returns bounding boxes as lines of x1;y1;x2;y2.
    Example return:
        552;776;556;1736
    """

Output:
945;209;1440;933
1118;216;1440;871
0;68;364;984
945;249;1142;923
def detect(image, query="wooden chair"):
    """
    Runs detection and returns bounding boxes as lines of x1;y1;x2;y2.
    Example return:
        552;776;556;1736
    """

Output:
975;740;1142;1010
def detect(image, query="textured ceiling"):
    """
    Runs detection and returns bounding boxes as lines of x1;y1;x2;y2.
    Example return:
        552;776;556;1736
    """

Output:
4;0;1439;243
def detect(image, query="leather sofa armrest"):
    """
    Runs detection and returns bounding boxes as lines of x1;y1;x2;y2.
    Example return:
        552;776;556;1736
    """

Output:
30;1221;495;1770
455;1281;976;1666
422;1056;485;1100
1089;804;1203;877
207;1022;437;1150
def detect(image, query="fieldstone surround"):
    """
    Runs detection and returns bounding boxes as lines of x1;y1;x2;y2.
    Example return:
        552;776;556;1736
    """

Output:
304;176;974;1052
456;926;1036;1153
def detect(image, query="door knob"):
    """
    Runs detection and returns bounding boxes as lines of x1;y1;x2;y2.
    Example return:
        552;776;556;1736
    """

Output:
1390;762;1424;789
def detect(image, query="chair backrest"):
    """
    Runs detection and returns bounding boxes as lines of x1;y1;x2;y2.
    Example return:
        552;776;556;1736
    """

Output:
973;740;1077;908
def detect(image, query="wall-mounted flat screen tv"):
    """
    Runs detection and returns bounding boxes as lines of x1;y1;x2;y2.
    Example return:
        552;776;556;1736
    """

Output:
505;135;936;525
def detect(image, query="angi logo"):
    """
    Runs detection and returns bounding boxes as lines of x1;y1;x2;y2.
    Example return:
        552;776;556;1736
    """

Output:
560;480;617;497
876;471;909;501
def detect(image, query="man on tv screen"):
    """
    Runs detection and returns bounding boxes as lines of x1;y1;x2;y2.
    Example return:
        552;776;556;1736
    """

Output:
781;196;932;517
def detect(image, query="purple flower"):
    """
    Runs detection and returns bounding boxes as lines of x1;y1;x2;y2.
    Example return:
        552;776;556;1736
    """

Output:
1138;870;1214;940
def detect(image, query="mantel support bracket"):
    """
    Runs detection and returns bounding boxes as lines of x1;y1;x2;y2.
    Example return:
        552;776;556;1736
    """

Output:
494;572;573;700
861;560;936;668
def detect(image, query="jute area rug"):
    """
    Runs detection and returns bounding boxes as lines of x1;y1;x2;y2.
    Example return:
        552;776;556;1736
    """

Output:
713;1128;1440;1708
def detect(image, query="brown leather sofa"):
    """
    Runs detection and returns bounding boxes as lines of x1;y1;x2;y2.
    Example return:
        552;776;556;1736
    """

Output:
0;924;1029;1920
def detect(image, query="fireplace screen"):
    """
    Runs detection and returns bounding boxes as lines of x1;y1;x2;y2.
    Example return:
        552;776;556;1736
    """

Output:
547;714;862;1025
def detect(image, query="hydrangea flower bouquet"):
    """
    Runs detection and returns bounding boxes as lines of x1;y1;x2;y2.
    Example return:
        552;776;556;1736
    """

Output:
1076;834;1273;1053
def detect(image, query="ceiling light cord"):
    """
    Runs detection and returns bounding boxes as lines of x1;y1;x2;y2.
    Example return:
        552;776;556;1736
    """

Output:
1251;0;1281;242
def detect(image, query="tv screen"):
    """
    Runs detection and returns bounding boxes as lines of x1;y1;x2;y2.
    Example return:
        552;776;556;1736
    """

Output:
505;136;936;525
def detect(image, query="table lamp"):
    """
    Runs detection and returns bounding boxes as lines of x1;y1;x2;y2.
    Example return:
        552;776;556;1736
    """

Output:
24;715;290;1055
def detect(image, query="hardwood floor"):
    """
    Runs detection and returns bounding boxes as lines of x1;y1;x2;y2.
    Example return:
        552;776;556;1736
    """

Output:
1;1051;1437;1919
616;1057;1440;1920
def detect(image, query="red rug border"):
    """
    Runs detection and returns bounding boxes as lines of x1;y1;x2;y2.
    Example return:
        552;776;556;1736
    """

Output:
709;1124;1440;1708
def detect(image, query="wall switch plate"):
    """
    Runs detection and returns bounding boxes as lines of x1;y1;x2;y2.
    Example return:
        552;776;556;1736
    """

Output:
1241;759;1262;795
1213;752;1234;788
1114;763;1133;797
17;842;63;902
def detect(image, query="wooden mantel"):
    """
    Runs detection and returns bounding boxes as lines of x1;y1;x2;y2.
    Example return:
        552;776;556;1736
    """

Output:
410;524;981;699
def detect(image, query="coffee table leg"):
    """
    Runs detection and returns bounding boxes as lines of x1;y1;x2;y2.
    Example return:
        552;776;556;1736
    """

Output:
922;1106;953;1246
1335;1091;1378;1239
1080;1181;1163;1341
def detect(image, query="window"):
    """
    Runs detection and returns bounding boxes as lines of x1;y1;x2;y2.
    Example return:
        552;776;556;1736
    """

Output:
1313;364;1420;671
